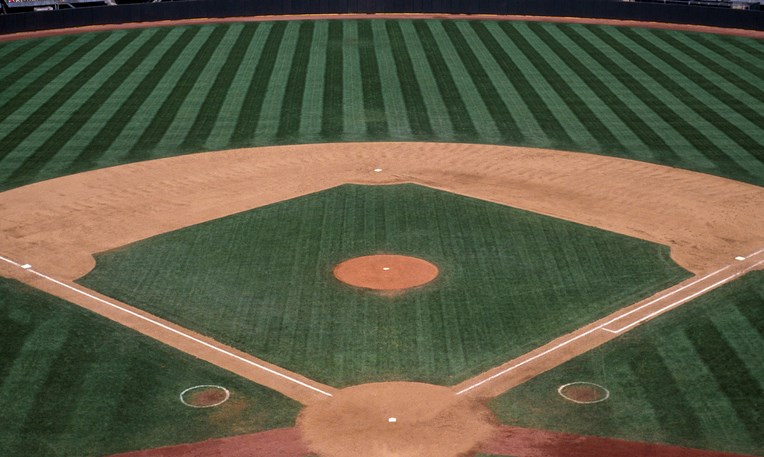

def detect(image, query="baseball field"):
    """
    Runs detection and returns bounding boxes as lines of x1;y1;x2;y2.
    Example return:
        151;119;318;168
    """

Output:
0;14;762;457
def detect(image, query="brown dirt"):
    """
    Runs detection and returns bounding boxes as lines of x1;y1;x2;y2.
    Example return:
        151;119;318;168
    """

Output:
184;387;228;408
482;425;757;457
1;13;763;43
333;254;439;291
558;384;607;403
297;382;497;457
108;427;310;457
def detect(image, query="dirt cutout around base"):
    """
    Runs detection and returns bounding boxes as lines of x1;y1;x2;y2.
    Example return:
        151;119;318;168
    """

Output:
334;255;439;291
298;382;497;457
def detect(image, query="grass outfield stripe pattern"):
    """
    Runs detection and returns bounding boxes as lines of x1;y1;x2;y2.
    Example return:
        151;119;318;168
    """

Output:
515;23;627;154
275;21;315;142
357;21;388;138
441;21;523;144
592;27;759;179
474;22;571;149
685;318;763;440
0;32;137;163
628;341;707;446
413;21;478;140
6;29;168;185
654;31;764;121
617;28;764;157
180;24;258;151
0;33;101;134
1;19;763;190
0;39;58;90
385;21;434;137
321;21;344;140
127;26;227;161
230;22;287;147
65;27;197;174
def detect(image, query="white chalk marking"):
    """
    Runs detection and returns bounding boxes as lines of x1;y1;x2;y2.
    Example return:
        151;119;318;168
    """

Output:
735;256;746;261
382;267;390;271
557;382;610;404
388;417;397;423
373;168;383;173
0;256;333;398
179;385;230;408
456;256;762;396
21;264;32;269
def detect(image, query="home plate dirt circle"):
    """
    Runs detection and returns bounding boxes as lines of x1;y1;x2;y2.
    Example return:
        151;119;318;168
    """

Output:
298;382;497;457
333;255;439;291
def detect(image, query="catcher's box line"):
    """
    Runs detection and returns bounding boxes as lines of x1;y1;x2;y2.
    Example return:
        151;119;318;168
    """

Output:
455;251;763;396
0;255;333;398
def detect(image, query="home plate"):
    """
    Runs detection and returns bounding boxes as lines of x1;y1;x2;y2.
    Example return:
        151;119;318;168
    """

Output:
388;417;397;423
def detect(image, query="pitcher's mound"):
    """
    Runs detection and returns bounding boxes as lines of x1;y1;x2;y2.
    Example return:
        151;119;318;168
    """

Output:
298;382;497;457
333;255;438;291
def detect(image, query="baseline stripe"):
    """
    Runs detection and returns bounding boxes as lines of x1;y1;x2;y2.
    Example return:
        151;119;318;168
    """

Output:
0;255;333;398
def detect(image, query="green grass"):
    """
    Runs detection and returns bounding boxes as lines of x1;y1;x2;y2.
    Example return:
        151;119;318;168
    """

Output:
1;20;763;190
78;184;690;387
0;277;301;457
489;271;764;456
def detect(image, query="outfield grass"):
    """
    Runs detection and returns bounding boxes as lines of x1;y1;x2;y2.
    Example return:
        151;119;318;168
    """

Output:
0;277;302;457
489;271;764;456
0;20;763;191
79;184;690;387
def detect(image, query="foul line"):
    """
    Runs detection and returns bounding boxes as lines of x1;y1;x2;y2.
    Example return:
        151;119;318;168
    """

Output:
456;252;762;396
0;255;333;398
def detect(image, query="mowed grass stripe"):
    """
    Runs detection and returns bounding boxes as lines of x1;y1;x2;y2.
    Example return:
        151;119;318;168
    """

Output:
413;21;477;140
471;22;570;149
567;25;751;180
320;21;344;140
617;28;764;158
713;35;764;69
6;29;169;184
371;21;411;137
275;21;315;142
127;26;227;161
0;33;100;130
685;317;763;441
180;23;258;151
18;330;96;439
357;21;388;138
0;39;58;90
385;21;434;137
628;341;707;447
694;35;764;84
230;21;287;147
0;32;137;163
517;22;627;154
528;23;674;161
0;39;39;65
66;27;198;173
655;31;764;118
441;21;523;144
340;22;367;139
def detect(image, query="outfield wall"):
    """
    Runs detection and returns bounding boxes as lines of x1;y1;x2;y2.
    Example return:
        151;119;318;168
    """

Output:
0;0;763;34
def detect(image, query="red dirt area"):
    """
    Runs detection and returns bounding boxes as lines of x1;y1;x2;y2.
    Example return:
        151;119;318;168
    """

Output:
108;427;309;457
558;383;608;403
333;255;439;291
482;426;757;457
183;386;228;408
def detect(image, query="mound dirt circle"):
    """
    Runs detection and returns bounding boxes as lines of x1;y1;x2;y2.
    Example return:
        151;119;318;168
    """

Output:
179;385;230;408
298;382;497;457
333;255;439;291
558;382;610;404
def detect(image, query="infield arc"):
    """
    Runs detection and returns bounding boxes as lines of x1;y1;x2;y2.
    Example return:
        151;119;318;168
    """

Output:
333;255;439;291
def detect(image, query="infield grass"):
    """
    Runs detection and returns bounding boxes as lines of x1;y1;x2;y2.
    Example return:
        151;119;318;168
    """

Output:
0;20;763;190
489;271;764;456
79;184;690;387
0;277;301;457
